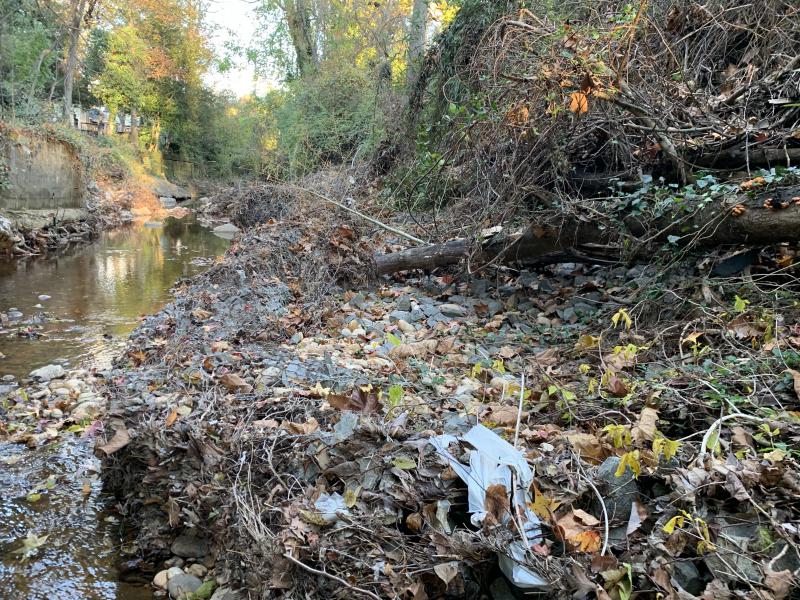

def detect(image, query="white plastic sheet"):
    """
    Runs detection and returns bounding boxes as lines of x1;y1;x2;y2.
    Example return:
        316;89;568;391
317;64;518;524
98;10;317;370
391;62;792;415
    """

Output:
430;424;548;588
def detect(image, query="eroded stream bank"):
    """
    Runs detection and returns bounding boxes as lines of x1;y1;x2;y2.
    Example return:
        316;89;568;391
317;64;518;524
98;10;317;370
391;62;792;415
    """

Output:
0;217;229;600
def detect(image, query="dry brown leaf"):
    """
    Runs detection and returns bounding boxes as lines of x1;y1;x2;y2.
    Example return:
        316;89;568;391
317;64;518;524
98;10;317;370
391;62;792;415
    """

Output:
282;417;320;435
487;404;527;426
567;432;607;463
406;512;424;533
785;369;800;400
730;426;753;448
557;511;601;553
96;426;131;455
765;568;794;600
328;387;382;414
483;483;509;527
220;372;253;393
433;562;460;585
389;339;437;358
165;409;178;428
534;348;559;366
632;407;659;443
700;579;732;600
605;374;630;398
569;91;589;114
572;508;601;527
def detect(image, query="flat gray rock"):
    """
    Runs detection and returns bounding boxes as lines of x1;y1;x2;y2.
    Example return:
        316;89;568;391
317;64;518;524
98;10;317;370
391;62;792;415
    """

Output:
171;534;210;558
167;572;203;598
29;364;66;381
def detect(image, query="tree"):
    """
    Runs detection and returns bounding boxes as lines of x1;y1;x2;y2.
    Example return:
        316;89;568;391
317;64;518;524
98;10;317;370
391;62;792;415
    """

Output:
406;0;427;89
284;0;318;77
63;0;88;124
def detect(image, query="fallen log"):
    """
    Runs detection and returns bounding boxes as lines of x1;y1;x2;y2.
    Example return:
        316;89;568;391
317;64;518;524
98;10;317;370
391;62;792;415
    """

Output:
375;195;800;275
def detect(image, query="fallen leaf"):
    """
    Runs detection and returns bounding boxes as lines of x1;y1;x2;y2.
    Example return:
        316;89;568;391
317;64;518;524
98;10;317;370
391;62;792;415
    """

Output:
765;568;794;600
573;508;601;527
220;373;253;393
569;91;589;114
12;531;48;560
487;404;527;426
785;369;800;400
97;426;131;455
567;432;607;463
483;483;509;527
165;409;178;428
575;334;600;351
433;561;460;585
631;407;658;443
283;417;320;435
388;340;437;358
605;374;629;397
328;387;381;414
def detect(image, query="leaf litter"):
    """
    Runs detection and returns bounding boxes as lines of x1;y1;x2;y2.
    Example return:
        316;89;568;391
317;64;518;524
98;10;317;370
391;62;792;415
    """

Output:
89;187;800;599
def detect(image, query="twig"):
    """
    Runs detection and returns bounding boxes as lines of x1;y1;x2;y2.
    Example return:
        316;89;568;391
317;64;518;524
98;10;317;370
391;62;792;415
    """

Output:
283;552;383;600
283;183;427;245
696;413;766;462
576;461;610;557
513;372;526;449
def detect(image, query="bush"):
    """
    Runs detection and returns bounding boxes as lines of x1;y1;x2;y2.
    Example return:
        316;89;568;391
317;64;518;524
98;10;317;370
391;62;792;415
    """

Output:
273;62;386;176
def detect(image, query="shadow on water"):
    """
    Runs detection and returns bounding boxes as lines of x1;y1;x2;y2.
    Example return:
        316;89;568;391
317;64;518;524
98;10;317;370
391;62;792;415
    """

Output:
0;217;229;599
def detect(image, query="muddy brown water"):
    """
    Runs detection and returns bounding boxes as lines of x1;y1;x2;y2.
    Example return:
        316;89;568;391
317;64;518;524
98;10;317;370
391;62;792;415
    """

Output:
0;218;229;599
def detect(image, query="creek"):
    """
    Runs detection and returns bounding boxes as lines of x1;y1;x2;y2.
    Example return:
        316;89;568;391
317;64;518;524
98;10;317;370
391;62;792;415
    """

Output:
0;217;229;599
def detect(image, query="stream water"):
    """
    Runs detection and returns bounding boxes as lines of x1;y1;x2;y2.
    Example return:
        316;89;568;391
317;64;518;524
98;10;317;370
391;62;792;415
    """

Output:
0;218;230;600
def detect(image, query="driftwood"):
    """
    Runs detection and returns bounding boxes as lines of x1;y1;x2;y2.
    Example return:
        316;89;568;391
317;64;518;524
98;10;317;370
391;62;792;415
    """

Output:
375;199;800;275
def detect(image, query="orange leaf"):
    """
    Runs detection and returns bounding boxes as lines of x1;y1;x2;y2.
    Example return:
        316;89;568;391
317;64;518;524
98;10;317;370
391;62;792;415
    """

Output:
574;530;602;553
569;92;589;114
165;409;178;427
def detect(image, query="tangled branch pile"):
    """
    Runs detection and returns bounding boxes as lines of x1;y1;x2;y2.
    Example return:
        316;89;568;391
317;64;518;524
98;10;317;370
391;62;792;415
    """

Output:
413;0;800;214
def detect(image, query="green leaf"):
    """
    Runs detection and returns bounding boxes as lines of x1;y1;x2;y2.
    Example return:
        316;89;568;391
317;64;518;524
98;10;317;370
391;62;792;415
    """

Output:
392;455;417;470
387;385;403;406
733;295;749;314
386;333;402;347
26;493;42;503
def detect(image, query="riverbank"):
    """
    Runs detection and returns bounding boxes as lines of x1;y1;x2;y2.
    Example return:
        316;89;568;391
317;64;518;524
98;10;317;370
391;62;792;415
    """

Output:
0;215;232;600
97;181;800;599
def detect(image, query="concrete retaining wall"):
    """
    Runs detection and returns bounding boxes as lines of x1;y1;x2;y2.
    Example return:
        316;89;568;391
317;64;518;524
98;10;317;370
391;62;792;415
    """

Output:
0;131;84;211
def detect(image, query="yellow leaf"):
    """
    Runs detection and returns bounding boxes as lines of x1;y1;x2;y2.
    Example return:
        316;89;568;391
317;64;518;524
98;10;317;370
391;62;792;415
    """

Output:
575;334;600;351
529;485;561;519
569;91;589;114
615;450;641;478
611;308;632;330
662;514;684;535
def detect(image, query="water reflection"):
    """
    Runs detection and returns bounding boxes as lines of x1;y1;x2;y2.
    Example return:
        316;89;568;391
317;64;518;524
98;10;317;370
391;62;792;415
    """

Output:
0;217;229;379
0;217;228;600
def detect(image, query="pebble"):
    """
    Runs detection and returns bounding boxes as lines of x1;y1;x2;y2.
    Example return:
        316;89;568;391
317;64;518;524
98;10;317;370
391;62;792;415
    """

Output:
171;534;210;558
153;569;171;589
186;563;208;577
439;303;468;318
167;573;203;599
37;295;51;301
29;364;66;381
71;401;102;420
396;319;415;334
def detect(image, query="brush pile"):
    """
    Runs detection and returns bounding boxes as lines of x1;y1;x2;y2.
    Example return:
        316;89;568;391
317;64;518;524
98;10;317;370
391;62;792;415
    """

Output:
97;182;800;599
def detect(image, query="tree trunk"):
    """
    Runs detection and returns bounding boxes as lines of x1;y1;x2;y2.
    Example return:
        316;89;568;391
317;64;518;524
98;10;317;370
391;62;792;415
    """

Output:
374;195;800;275
406;0;428;90
284;0;318;77
63;0;88;126
27;47;52;113
129;108;139;146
